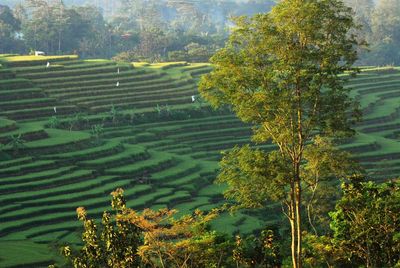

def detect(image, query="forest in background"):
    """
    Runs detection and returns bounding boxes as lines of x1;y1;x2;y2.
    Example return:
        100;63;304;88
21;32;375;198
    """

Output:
0;0;399;65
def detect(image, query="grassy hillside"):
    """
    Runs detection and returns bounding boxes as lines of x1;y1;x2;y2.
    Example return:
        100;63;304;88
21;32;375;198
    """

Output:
0;54;400;267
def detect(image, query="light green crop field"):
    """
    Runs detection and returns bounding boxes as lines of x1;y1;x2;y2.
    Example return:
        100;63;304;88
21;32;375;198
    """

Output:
0;55;399;267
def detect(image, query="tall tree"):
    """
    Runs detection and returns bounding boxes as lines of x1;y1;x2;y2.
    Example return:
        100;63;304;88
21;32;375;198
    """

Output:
0;4;21;53
74;5;108;58
199;1;360;267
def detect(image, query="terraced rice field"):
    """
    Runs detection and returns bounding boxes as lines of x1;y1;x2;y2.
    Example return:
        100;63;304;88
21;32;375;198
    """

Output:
0;54;400;267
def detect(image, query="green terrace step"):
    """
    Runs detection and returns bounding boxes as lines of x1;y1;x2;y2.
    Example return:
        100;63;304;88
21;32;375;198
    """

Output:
164;173;208;190
22;221;81;241
167;126;251;142
154;190;192;206
0;87;46;101
0;118;17;132
105;151;175;176
0;124;48;144
0;69;15;79
0;78;33;90
29;66;136;84
174;196;212;216
150;157;200;183
0;187;174;237
0;105;78;121
2;55;79;67
19;64;130;79
14;179;150;209
0;157;32;170
363;104;400;124
0;240;56;268
46;76;179;96
348;80;400;93
0;98;57;111
13;64;65;74
0;169;93;194
78;85;197;107
90;95;196;112
347;73;400;86
0;175;124;206
62;79;194;102
0;160;55;178
126;187;175;209
79;144;149;169
22;129;91;153
1;184;152;222
42;140;124;161
36;70;160;88
136;114;238;131
160;62;188;70
0;166;72;187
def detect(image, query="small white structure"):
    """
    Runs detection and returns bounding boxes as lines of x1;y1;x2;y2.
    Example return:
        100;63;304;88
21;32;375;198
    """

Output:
53;106;57;113
191;95;196;102
35;51;45;56
46;62;50;68
117;68;120;74
116;81;120;87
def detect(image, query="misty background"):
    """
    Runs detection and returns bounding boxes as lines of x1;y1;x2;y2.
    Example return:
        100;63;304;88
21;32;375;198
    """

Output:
0;0;399;65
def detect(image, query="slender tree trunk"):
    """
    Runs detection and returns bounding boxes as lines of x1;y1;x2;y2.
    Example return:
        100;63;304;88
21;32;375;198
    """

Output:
290;217;297;268
295;178;302;268
290;181;298;268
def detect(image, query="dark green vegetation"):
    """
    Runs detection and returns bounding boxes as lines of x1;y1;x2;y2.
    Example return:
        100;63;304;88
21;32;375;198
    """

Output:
0;54;400;267
303;180;400;267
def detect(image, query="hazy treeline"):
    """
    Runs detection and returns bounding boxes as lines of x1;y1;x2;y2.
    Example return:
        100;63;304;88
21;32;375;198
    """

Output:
0;0;399;64
344;0;400;65
0;0;274;61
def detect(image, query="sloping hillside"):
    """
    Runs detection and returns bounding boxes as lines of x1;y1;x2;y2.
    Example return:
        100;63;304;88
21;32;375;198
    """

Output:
0;55;400;267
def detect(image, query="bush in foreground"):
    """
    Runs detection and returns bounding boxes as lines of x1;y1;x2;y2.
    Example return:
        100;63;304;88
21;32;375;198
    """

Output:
54;189;282;268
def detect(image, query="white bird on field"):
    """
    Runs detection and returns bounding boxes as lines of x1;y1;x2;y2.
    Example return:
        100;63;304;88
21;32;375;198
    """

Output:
116;81;120;87
117;68;120;74
46;62;50;68
191;95;195;102
53;106;57;113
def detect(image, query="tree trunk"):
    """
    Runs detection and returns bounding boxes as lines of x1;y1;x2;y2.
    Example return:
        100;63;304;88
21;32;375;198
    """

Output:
295;179;302;268
290;217;297;268
290;181;299;268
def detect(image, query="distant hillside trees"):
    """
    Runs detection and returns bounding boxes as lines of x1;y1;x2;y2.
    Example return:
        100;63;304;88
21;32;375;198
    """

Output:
17;0;110;56
1;0;276;61
369;0;400;65
344;0;400;65
0;4;23;53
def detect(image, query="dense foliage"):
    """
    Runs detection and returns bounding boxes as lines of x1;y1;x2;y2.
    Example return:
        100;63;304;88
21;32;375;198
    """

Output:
57;189;282;268
304;180;400;268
